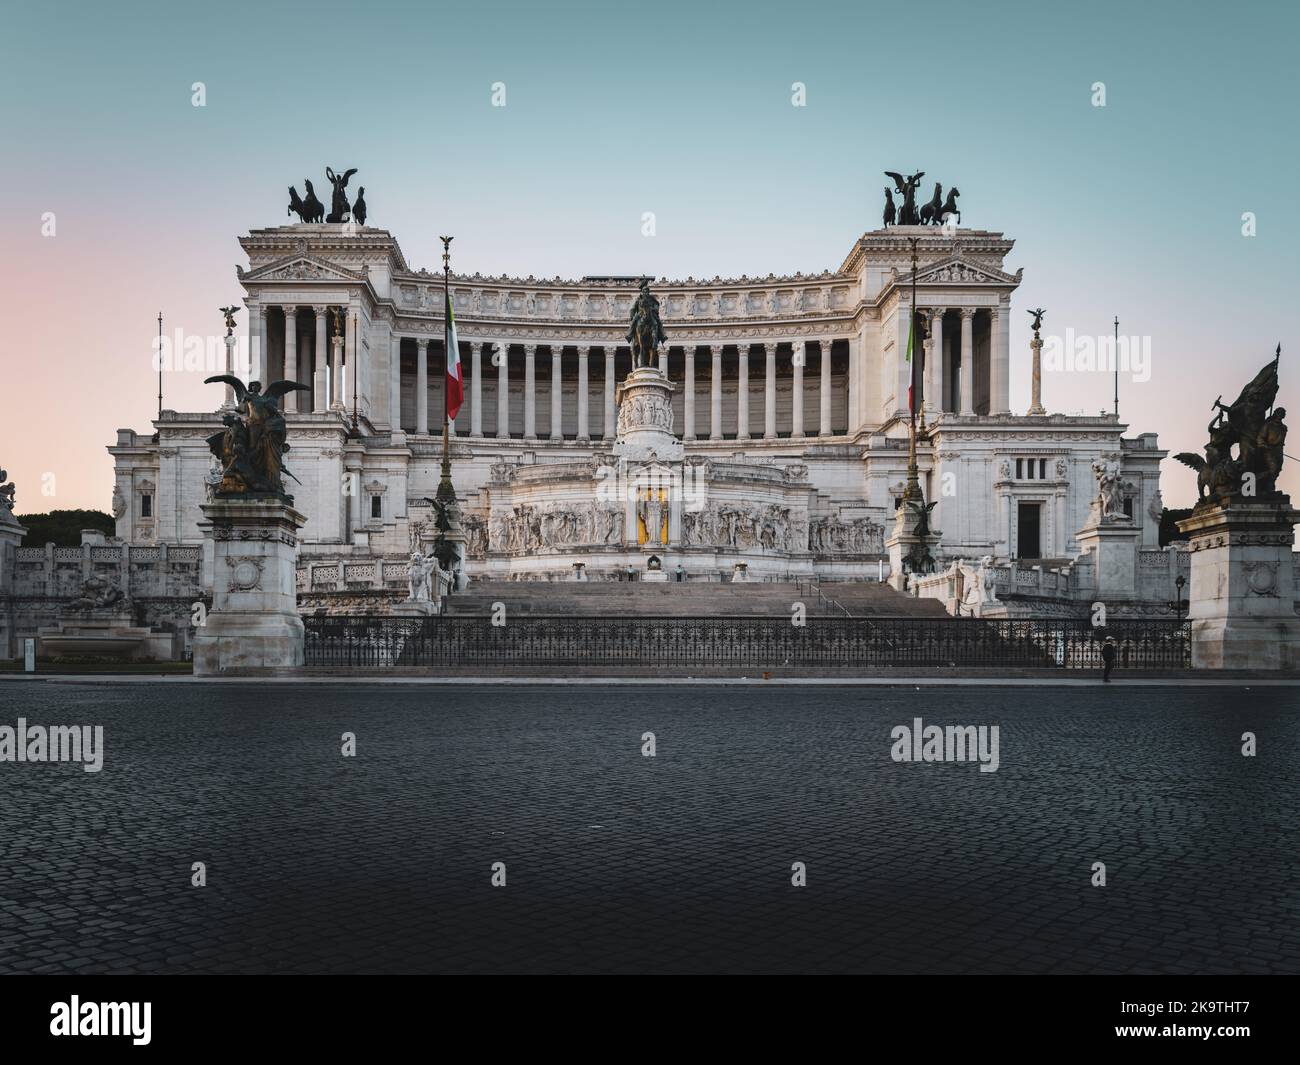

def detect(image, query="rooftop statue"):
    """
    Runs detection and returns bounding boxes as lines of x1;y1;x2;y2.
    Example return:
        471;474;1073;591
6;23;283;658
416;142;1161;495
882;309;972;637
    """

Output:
325;167;358;224
1175;346;1287;508
203;377;311;502
626;278;666;370
884;170;925;226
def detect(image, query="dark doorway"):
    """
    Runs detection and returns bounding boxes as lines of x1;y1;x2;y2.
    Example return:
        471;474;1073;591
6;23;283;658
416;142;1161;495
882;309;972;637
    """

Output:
1017;502;1041;560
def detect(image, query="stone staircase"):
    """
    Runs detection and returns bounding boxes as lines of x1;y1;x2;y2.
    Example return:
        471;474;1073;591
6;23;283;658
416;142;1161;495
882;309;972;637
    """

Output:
443;579;948;618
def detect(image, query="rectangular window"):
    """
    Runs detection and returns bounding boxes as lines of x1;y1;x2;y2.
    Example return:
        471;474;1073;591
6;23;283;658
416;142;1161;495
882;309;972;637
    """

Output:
1039;459;1047;479
1015;459;1023;479
370;495;382;519
140;493;152;518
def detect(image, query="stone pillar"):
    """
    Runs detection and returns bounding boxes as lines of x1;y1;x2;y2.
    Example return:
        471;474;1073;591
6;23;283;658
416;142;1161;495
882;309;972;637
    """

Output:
791;341;805;439
927;309;944;415
193;499;306;674
764;342;777;439
577;346;590;441
314;307;329;414
524;344;537;439
959;308;975;415
550;345;563;441
819;339;833;437
737;343;750;440
1028;330;1046;415
683;345;696;441
415;338;428;433
331;321;345;413
387;335;397;431
253;305;267;384
497;342;510;439
710;344;723;440
1177;501;1300;670
470;342;484;436
603;347;616;440
282;308;298;412
991;302;1010;415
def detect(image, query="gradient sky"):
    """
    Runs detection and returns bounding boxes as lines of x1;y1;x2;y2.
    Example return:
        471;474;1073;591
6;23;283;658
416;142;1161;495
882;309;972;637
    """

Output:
1;0;1297;513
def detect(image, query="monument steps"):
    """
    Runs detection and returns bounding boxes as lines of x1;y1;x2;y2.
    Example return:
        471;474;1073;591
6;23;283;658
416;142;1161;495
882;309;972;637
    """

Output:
443;580;948;618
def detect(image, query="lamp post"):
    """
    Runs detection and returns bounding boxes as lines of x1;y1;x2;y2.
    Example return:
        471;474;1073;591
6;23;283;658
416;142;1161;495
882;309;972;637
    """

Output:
1174;574;1187;621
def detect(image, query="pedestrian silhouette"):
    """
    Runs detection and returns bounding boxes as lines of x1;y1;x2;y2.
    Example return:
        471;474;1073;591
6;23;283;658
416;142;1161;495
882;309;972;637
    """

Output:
1101;637;1117;683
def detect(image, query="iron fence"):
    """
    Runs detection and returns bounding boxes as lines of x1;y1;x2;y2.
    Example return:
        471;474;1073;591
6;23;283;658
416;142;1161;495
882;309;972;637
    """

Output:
302;615;1190;671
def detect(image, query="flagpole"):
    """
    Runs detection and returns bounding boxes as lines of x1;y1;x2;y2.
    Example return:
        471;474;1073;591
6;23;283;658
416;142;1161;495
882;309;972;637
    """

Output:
154;311;163;443
1113;315;1119;418
436;235;456;507
903;236;922;504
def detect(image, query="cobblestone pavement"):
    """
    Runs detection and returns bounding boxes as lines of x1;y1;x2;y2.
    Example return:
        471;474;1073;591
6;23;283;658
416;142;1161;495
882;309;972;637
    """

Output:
0;681;1296;974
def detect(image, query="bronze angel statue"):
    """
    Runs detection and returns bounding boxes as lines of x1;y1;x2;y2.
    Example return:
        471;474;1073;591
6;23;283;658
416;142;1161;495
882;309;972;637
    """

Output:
203;376;310;501
1175;345;1287;507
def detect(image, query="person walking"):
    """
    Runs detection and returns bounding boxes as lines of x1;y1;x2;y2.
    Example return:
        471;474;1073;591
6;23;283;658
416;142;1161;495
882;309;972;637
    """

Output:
1100;636;1117;683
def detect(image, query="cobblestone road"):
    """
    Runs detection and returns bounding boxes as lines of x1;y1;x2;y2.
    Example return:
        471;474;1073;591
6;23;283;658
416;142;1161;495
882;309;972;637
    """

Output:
0;681;1296;974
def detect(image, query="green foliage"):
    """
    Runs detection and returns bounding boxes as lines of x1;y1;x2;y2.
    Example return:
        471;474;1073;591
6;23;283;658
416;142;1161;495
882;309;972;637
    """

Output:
1158;507;1193;546
15;509;115;548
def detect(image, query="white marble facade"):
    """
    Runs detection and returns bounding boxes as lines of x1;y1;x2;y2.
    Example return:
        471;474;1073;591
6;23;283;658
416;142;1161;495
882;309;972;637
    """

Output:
109;221;1166;581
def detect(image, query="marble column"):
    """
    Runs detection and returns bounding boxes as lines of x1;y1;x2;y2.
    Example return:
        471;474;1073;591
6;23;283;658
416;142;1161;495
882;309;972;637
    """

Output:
524;344;537;439
550;345;563;441
737;343;750;440
927;309;944;415
387;333;399;428
253;305;267;384
283;308;298;412
314;307;329;414
991;303;1010;415
791;341;805;439
330;326;344;412
683;346;696;441
603;347;616;440
497;342;510;439
577;346;590;441
764;342;777;440
415;337;428;433
710;344;723;440
959;308;975;415
470;342;484;436
819;339;833;436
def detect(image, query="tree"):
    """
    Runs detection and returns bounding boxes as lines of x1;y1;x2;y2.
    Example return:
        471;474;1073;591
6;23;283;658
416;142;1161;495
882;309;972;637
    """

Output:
15;509;115;547
1158;507;1193;547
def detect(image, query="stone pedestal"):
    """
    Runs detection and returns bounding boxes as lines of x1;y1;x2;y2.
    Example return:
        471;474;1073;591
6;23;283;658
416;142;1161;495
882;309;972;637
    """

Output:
1075;514;1139;601
1177;499;1300;670
194;499;306;674
885;504;942;592
613;366;682;462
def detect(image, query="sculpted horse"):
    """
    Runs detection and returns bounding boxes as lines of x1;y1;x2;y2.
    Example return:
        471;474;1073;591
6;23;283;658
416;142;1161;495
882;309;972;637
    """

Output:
919;182;944;225
287;185;308;222
939;187;960;225
301;179;324;223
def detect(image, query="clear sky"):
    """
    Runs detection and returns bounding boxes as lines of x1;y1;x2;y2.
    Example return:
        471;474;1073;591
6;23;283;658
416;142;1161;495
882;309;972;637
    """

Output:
1;0;1297;512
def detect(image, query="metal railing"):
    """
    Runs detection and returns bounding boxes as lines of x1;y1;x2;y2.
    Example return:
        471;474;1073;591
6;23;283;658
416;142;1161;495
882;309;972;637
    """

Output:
302;615;1190;671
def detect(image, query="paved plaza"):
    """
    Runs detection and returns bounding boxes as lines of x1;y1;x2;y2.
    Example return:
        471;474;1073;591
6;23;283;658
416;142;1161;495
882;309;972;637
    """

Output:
0;680;1296;974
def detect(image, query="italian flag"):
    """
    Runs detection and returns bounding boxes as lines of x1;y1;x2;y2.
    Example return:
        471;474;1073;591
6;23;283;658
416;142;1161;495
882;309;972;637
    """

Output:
905;312;916;414
445;290;464;421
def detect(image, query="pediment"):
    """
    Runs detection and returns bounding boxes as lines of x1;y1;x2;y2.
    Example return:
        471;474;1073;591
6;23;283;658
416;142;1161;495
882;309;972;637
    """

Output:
239;255;365;284
910;256;1020;287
